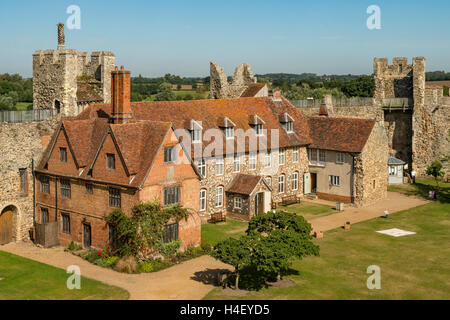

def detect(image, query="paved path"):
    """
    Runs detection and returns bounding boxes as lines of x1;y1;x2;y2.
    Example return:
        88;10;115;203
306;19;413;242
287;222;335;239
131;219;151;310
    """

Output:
0;242;232;300
309;192;429;232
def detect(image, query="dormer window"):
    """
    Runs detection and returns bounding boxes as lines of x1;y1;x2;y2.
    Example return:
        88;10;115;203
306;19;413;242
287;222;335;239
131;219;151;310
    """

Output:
225;127;234;139
220;117;236;139
249;114;265;136
255;124;264;136
280;113;294;133
190;120;203;144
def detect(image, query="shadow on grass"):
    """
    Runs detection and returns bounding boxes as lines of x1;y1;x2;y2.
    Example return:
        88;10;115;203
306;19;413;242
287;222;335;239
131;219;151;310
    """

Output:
390;180;450;203
191;269;231;286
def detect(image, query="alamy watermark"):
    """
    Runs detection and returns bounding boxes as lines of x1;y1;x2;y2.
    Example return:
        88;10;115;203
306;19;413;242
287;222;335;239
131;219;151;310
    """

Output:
67;265;81;290
67;5;81;30
366;265;381;290
366;5;381;30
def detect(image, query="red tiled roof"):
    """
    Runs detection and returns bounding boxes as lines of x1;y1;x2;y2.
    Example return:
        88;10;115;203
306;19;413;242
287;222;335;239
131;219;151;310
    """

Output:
226;174;269;195
240;83;267;97
76;97;312;158
308;117;376;153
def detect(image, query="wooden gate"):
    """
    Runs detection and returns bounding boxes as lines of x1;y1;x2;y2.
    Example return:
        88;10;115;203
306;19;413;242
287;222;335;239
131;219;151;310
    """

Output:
0;208;13;245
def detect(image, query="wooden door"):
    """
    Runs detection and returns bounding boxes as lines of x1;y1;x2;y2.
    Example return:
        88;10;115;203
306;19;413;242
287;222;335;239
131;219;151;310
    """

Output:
255;193;265;215
304;173;311;194
311;173;317;193
83;224;91;248
0;209;13;245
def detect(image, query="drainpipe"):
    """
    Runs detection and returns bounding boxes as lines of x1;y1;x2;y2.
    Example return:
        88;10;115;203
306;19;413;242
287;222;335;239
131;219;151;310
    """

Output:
32;159;36;227
55;178;58;222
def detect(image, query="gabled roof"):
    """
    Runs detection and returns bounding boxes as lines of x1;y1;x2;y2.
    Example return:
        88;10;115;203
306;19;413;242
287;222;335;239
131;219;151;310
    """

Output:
308;117;376;153
240;83;267;97
388;156;406;165
76;97;312;158
226;174;271;195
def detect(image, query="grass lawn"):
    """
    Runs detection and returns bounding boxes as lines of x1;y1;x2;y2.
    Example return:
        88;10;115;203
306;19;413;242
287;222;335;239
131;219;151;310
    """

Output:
203;181;450;300
0;251;129;300
201;219;249;246
388;179;449;201
14;102;33;111
279;201;337;220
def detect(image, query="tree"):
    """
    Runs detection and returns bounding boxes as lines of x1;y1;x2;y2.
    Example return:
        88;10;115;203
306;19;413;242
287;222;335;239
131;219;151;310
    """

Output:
212;236;252;290
426;161;445;194
154;82;176;101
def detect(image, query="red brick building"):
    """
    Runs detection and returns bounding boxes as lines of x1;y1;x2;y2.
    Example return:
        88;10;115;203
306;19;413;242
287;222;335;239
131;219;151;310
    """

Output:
35;67;202;249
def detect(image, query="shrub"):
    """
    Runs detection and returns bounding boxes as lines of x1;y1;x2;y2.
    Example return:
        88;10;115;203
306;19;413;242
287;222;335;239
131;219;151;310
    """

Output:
80;249;99;263
94;258;108;267
115;256;138;274
138;259;174;273
68;241;82;251
105;256;120;268
156;240;182;259
201;240;212;253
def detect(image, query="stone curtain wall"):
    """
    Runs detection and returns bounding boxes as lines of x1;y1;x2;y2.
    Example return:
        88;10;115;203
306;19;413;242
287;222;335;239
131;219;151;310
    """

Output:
0;117;60;242
210;62;257;99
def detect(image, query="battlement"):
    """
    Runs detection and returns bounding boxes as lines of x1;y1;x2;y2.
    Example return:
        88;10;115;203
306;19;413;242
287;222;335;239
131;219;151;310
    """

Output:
33;50;115;67
374;57;425;77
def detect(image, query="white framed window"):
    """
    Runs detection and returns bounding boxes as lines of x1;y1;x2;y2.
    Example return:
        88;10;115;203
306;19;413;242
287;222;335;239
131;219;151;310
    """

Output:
216;158;224;176
292;172;299;191
255;124;264;136
319;150;326;163
329;175;340;186
249;152;257;170
286;121;294;133
309;149;326;167
234;197;242;209
225;127;234;139
191;129;202;143
198;159;206;178
264;152;271;168
266;177;272;188
200;189;207;212
279;149;285;165
216;186;224;207
336;152;345;164
233;155;241;173
278;175;285;193
293;147;299;163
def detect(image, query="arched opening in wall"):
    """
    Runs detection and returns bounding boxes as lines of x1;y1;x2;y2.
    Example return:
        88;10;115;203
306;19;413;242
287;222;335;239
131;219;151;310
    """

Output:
54;100;61;114
0;205;17;245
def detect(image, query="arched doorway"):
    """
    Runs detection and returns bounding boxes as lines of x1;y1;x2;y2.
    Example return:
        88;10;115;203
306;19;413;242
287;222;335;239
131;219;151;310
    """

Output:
0;206;16;245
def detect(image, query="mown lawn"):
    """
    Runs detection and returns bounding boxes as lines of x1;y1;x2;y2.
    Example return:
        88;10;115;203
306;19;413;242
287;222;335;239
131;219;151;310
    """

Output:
279;201;337;220
202;219;248;246
0;251;129;300
203;181;450;300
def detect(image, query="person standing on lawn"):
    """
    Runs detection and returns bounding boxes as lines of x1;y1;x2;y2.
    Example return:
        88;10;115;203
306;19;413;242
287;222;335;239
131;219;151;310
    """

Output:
411;170;417;184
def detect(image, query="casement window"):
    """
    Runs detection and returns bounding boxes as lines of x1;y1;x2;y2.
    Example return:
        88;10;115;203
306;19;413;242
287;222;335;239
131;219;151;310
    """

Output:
285;121;294;133
279;149;286;165
164;186;180;206
86;183;93;194
191;129;202;143
293;147;299;163
255;124;264;136
60;179;71;199
109;188;121;208
278;175;285;194
264;152;271;168
329;175;340;186
107;154;116;170
200;189;207;212
19;169;28;197
109;225;118;248
233;155;241;173
62;214;70;234
234;197;242;209
41;208;49;224
60;147;67;163
249;152;257;170
40;176;50;194
163;223;179;243
225;127;234;139
292;172;299;191
198;159;207;178
336;152;345;164
309;149;326;166
164;147;177;163
216;158;224;176
266;177;272;187
216;186;224;207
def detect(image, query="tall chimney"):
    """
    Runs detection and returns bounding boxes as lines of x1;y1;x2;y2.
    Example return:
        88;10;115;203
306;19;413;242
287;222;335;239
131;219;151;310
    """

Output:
111;66;132;124
57;23;65;50
319;94;334;117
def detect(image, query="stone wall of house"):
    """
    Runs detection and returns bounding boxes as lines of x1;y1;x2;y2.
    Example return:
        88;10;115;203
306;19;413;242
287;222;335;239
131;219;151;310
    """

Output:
0;116;60;242
353;122;389;206
210;62;257;99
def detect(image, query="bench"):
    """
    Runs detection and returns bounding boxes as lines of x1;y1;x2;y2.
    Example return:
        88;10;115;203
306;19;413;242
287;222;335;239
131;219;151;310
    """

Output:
210;212;227;224
281;195;300;206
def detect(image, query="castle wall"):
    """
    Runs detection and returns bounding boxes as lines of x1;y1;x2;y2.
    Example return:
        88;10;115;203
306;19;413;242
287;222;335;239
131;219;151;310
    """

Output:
0;117;60;242
210;62;257;99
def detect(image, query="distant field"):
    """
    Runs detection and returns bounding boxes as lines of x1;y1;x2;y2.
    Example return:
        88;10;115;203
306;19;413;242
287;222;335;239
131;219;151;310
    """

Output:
15;102;32;110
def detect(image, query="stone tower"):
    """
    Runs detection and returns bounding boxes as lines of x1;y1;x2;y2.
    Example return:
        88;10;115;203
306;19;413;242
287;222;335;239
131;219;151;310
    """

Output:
33;23;116;116
210;62;258;99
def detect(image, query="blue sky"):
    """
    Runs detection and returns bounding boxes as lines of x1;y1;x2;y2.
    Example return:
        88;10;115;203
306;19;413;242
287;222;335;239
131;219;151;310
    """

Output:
1;0;449;77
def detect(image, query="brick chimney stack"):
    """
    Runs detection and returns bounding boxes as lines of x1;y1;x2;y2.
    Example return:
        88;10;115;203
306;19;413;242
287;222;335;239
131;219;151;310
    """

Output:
57;23;65;50
319;94;334;117
111;66;132;124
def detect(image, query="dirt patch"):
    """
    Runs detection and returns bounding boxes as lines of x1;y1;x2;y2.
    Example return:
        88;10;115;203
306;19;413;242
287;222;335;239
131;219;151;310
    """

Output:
222;288;249;297
267;278;296;288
